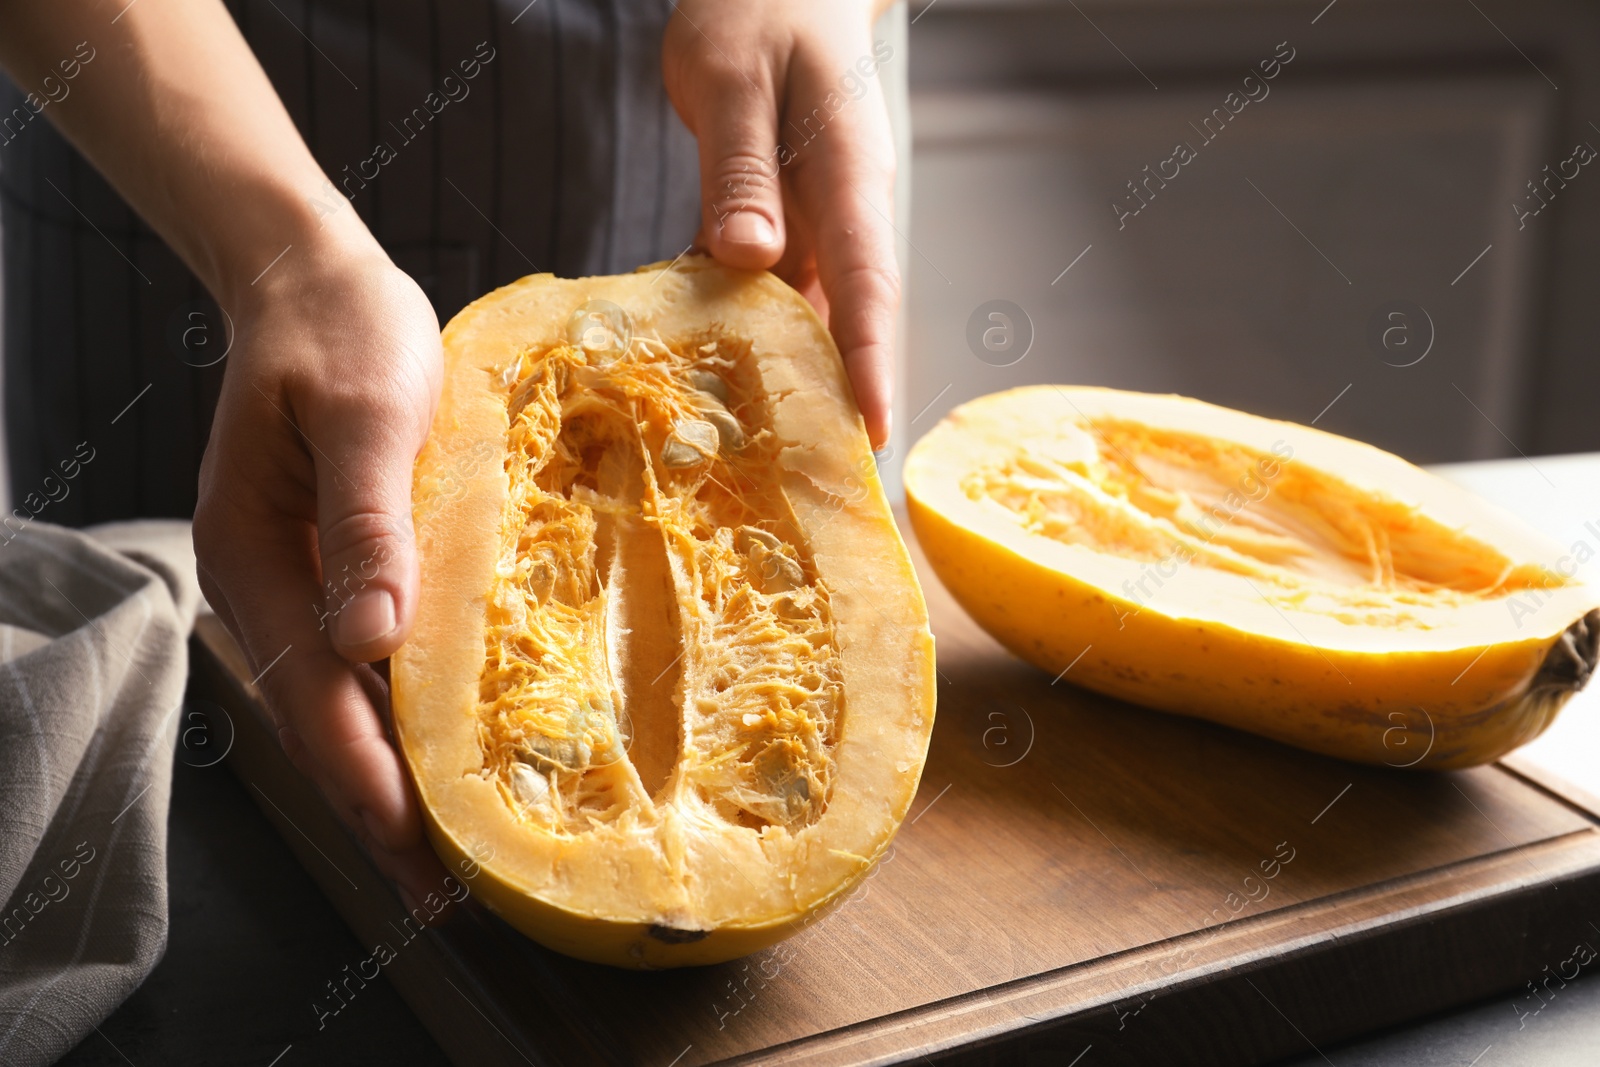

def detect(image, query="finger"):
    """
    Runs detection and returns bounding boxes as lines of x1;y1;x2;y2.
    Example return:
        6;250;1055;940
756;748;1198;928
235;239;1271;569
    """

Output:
239;550;446;899
668;29;787;270
195;555;243;649
344;659;455;909
770;192;826;314
195;408;444;905
304;347;439;664
786;59;899;449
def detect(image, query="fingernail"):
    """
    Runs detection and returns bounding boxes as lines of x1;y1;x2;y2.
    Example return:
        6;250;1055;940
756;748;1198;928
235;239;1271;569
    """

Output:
336;589;396;649
720;211;775;247
873;413;893;454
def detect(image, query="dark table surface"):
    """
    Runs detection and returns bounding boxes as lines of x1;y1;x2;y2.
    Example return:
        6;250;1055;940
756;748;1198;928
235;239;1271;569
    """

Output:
54;740;1600;1067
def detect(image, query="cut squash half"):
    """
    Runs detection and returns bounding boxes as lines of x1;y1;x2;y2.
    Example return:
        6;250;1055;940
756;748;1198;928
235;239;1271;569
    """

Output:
393;258;935;967
906;386;1597;769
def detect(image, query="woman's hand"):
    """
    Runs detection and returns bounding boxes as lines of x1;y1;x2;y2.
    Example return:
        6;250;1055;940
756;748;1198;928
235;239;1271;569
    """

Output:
0;0;457;911
193;234;448;911
663;0;900;449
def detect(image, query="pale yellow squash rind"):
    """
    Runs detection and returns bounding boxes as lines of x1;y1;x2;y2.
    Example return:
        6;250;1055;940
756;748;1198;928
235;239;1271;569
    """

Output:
906;386;1597;769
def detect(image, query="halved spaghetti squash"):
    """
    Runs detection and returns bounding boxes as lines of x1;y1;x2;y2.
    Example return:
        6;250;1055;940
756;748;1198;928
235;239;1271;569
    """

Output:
906;386;1597;769
394;258;934;967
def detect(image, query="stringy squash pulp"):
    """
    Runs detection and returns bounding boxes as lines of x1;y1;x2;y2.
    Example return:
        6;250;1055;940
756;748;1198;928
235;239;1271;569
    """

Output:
394;259;934;967
906;387;1598;769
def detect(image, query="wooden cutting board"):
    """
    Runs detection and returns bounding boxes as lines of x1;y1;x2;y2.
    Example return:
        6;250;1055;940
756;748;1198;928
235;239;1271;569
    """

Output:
188;485;1600;1067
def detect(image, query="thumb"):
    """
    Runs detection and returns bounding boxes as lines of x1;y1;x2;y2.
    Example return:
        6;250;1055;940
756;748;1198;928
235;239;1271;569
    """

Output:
313;402;424;664
692;69;787;271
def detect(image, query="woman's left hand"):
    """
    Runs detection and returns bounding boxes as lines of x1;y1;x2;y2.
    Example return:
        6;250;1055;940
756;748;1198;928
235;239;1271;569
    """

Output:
664;0;899;449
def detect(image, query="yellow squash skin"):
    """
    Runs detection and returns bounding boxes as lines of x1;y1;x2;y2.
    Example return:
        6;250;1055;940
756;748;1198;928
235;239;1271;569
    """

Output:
906;387;1598;770
394;258;935;968
408;815;846;968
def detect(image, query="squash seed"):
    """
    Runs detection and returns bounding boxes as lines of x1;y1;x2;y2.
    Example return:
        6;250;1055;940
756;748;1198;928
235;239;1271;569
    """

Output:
686;368;729;403
566;299;633;366
661;418;721;469
509;762;552;811
736;526;803;592
698;404;746;453
519;735;593;774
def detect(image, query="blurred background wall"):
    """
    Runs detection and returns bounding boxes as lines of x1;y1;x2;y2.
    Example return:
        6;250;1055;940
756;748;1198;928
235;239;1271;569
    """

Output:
890;0;1600;494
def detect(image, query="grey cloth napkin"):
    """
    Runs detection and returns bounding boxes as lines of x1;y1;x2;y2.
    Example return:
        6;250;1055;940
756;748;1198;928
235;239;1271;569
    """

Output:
0;519;199;1066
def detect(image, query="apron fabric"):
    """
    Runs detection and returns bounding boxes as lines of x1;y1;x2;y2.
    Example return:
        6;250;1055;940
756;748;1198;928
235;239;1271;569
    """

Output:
0;0;701;526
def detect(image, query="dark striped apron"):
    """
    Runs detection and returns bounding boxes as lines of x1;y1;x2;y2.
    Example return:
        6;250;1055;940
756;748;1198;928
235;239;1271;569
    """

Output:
0;0;701;525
